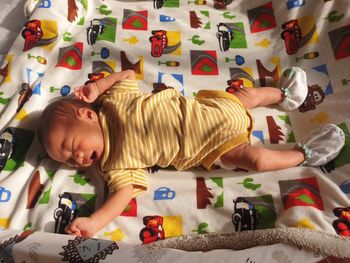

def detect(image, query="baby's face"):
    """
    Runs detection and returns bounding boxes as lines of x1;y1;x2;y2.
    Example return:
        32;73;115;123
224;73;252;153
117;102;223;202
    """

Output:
45;109;104;167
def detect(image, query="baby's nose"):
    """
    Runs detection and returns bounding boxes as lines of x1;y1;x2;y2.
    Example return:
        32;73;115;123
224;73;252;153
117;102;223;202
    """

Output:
74;152;84;164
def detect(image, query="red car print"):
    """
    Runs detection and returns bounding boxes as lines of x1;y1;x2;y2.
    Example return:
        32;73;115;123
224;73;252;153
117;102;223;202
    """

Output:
281;19;301;55
149;30;168;57
226;79;244;94
333;207;350;237
139;215;165;244
84;72;105;85
21;20;43;52
213;0;233;9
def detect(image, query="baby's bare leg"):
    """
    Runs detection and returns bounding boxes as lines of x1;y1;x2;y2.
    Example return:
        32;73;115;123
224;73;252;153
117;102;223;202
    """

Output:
234;87;283;109
220;143;305;171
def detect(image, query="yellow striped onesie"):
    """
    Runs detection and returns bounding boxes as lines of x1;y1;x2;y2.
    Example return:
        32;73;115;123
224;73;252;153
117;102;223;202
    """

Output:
97;79;253;197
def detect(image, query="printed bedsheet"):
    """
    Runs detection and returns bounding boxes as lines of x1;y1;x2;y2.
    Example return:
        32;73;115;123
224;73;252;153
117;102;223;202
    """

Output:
0;0;350;251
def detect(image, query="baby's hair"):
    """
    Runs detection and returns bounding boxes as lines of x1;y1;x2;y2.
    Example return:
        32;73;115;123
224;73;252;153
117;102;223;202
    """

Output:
37;98;95;149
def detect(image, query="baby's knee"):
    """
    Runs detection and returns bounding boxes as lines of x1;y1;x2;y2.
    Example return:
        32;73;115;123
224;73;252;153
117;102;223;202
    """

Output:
244;146;270;171
220;143;259;170
251;156;269;172
224;144;268;171
239;147;268;172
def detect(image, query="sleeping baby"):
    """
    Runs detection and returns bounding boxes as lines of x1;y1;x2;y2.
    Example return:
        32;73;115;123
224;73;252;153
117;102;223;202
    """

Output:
37;69;345;237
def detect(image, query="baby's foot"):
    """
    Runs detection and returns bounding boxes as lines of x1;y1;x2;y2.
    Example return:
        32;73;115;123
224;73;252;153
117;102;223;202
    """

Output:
278;67;308;111
297;124;345;166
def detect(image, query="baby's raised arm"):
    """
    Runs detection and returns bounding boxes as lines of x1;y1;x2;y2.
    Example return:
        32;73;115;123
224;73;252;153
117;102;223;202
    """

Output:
74;70;136;103
94;69;136;94
65;185;133;237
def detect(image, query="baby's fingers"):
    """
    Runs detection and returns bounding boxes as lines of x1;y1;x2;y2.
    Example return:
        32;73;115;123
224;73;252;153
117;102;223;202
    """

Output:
74;87;84;100
65;224;82;236
82;96;94;103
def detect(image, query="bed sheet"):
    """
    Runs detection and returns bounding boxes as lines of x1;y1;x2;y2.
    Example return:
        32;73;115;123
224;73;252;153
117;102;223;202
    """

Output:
0;0;36;66
0;0;349;254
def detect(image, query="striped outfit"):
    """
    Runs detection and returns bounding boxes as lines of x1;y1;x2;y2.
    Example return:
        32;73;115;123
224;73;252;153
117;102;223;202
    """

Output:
97;79;253;197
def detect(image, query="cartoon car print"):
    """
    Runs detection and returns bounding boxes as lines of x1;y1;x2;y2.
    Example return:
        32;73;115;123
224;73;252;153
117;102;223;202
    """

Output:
299;84;325;113
232;197;259;232
320;160;335;174
332;207;350;237
17;83;32;113
226;79;244;94
54;192;78;234
153;0;164;9
87;19;105;45
149;30;168;57
139;215;165;244
84;72;105;85
0;128;15;173
216;23;234;52
213;0;233;9
281;19;302;55
21;19;43;51
287;0;305;9
0;62;9;83
152;82;174;94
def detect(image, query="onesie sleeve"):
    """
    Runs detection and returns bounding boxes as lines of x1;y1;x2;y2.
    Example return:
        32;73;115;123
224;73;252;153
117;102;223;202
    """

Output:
97;79;141;106
103;169;148;198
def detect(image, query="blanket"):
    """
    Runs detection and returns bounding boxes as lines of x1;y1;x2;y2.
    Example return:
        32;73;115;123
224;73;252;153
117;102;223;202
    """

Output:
0;0;349;254
1;229;335;263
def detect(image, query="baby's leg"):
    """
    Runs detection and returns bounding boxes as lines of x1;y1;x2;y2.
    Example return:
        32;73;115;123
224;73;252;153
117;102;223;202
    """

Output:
219;143;305;171
234;67;308;110
233;87;283;109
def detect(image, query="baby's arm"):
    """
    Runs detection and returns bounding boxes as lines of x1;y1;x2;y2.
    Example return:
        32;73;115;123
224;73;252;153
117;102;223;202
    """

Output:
94;69;136;94
74;70;136;103
65;185;133;237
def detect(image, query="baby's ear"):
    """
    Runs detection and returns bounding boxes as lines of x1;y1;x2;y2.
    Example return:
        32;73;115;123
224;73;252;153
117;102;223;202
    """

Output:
77;108;98;123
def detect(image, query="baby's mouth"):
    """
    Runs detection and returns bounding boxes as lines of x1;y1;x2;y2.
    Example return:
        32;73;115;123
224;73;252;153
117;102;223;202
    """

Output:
90;151;98;161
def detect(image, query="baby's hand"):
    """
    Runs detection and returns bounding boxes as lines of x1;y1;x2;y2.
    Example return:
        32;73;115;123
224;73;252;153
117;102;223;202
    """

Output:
65;217;98;237
74;82;100;103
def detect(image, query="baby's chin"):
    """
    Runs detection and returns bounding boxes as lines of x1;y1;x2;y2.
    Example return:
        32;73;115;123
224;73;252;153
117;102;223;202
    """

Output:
81;160;98;168
74;160;96;168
